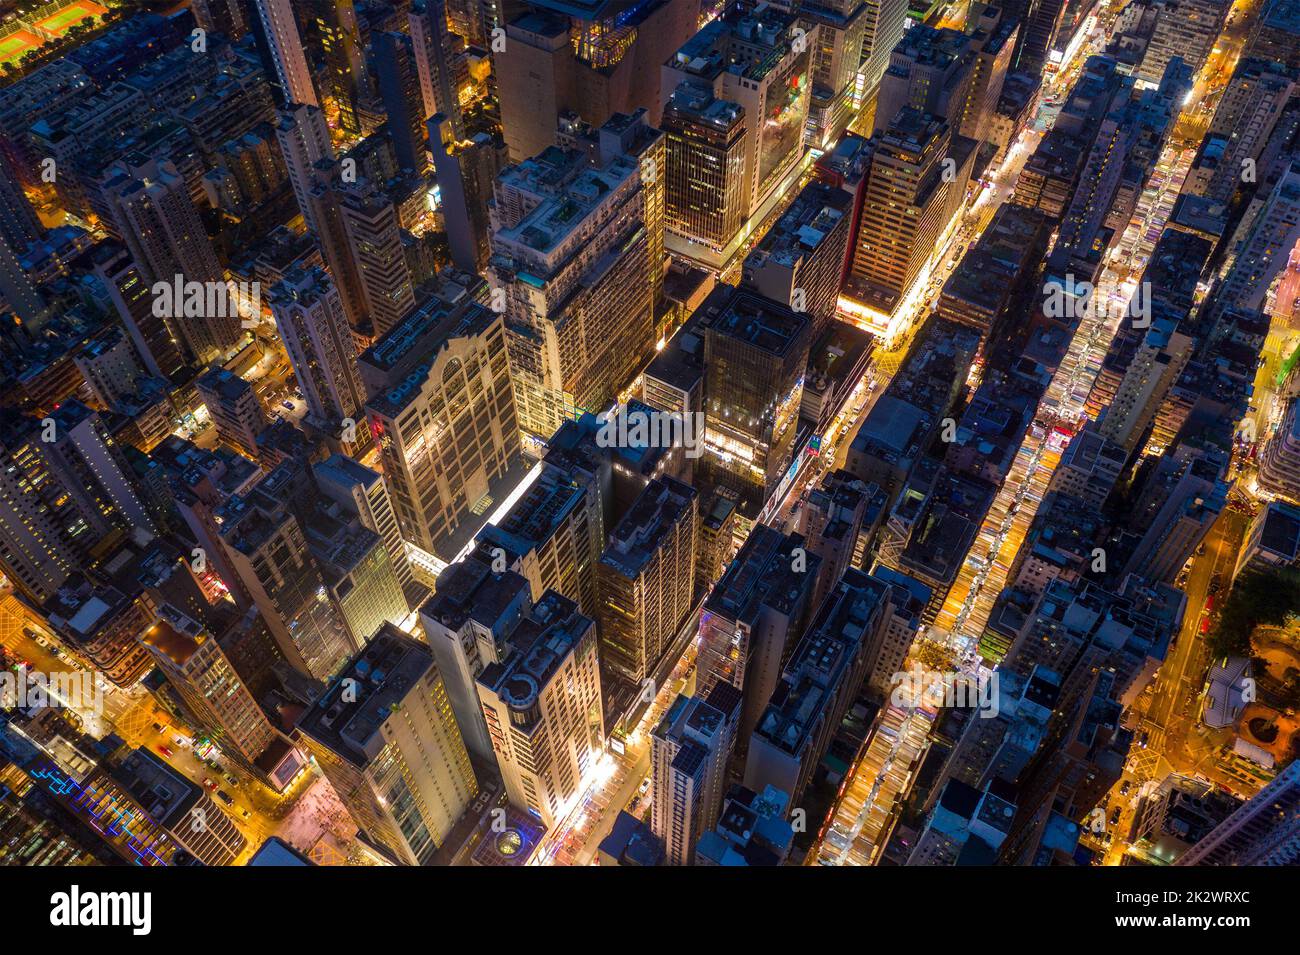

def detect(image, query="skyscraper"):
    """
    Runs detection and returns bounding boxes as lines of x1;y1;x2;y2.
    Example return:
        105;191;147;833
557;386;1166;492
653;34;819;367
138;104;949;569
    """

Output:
476;590;604;830
844;107;973;323
141;604;280;768
255;0;320;107
101;157;238;364
297;624;479;865
1176;761;1300;865
490;113;662;442
0;404;151;602
269;266;369;451
371;31;429;174
337;178;416;338
650;684;741;865
360;292;522;574
597;476;699;688
700;286;812;509
410;0;463;136
430;113;506;274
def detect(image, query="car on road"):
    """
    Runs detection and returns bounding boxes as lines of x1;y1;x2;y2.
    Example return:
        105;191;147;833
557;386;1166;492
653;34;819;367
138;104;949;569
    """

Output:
203;777;217;790
1138;731;1149;748
282;400;295;411
223;773;240;788
215;790;234;806
1110;807;1122;826
1119;780;1131;796
1200;617;1211;635
157;745;173;759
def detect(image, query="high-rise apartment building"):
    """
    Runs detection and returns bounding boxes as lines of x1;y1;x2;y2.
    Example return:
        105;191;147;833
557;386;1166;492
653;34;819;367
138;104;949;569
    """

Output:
269;266;368;450
196;368;270;462
217;467;358;681
1246;0;1300;71
490;113;662;441
697;525;820;752
336;178;416;338
101;157;238;364
297;624;478;865
476;590;604;829
597;477;699;687
650;683;742;865
410;0;463;135
1137;0;1227;87
371;31;429;174
0;403;152;602
255;0;321;107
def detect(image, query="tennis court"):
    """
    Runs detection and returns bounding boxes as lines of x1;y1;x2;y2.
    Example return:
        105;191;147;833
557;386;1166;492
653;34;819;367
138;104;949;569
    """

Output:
0;30;43;68
34;1;108;37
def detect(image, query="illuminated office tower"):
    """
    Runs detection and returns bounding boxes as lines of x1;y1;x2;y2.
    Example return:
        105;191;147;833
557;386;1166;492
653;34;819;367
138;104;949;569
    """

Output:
307;0;371;135
431;113;507;274
141;604;279;766
770;0;869;147
476;590;604;830
110;748;248;866
0;404;150;603
217;468;358;681
196;368;270;461
276;103;335;235
701;287;812;510
307;508;410;646
298;624;478;865
662;83;748;263
844;108;971;322
314;453;418;605
651;684;741;865
192;0;249;38
741;180;853;342
1213;160;1300;319
101;157;237;364
371;31;429;174
660;5;811;269
490;113;661;442
697;525;820;752
597;477;699;687
1177;761;1300;865
410;0;463;135
860;0;909;99
960;9;1017;145
337;178;416;337
269;266;368;450
419;560;532;763
360;294;521;576
255;0;320;106
1137;0;1227;86
495;0;699;162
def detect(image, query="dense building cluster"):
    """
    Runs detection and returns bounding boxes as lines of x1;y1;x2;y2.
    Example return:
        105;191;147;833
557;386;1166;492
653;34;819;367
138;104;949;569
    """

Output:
0;0;1298;871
